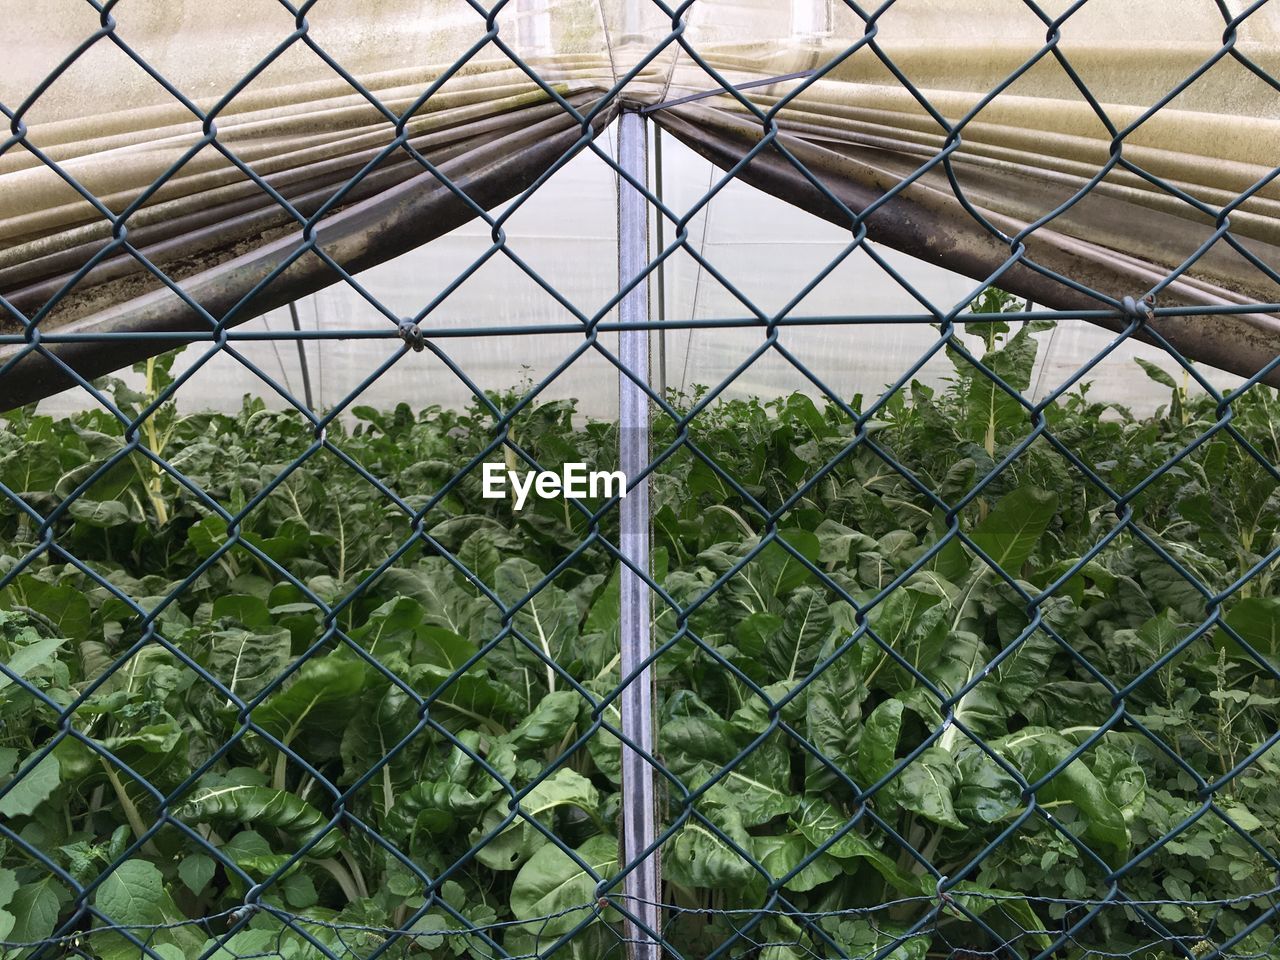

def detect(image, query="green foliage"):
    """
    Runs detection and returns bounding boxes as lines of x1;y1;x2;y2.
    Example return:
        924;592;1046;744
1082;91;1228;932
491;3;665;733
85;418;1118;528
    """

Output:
2;315;1279;958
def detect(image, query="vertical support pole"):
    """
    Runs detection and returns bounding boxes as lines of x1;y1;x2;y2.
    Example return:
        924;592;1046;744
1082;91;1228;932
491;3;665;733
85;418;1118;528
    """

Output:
287;301;315;411
617;108;660;960
654;125;667;399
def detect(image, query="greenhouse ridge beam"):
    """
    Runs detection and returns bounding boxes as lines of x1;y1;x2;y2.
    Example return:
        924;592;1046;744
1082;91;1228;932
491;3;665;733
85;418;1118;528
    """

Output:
617;107;660;960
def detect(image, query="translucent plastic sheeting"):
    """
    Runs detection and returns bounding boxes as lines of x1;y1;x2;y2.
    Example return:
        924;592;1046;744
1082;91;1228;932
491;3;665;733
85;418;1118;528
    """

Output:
3;0;1279;404
35;128;1241;419
0;0;625;404
652;0;1280;382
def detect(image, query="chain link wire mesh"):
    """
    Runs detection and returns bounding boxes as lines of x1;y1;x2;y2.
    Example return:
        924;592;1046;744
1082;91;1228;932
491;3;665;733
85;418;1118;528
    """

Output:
2;1;1280;959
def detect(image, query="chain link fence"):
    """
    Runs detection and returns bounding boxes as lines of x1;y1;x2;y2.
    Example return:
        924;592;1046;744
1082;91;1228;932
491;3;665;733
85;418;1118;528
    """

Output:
3;2;1280;959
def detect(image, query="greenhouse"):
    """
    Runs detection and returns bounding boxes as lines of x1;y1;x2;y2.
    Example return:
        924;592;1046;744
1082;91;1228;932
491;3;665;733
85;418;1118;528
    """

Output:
2;1;1280;959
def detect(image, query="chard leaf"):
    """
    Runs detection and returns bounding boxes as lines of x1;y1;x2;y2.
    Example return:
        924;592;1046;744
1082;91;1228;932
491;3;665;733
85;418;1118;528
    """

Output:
970;487;1058;576
209;594;273;629
101;720;188;788
221;830;290;878
946;881;1053;952
661;692;793;826
856;697;904;787
349;597;425;663
891;747;964;830
474;769;599;871
815;519;878;567
204;627;291;702
804;637;873;791
703;767;798;827
665;811;757;890
417;626;479;670
734;611;783;664
1;576;92;641
340;678;423;809
868;581;947;680
376;561;487;639
1223;597;1280;660
178;853;215;897
789;798;922;895
95;859;203;960
583;563;622;644
1092;745;1147;822
954;745;1021;825
384;780;489;842
506;690;581;753
769;586;832;682
252;654;367;746
752;833;841;893
177;783;343;857
0;752;59;817
494;558;579;663
753;530;822;602
7;877;66;951
993;631;1058;710
0;868;16;910
992;727;1129;859
510;834;618;935
412;663;520;734
0;635;66;692
68;499;136;528
456;526;514;585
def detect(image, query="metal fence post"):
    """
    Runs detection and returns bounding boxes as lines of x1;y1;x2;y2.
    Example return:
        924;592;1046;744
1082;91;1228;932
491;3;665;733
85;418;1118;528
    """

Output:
617;107;660;960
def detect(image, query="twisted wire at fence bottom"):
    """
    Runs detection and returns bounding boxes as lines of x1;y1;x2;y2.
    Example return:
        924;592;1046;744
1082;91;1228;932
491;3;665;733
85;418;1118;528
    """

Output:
0;901;606;959
7;888;1279;958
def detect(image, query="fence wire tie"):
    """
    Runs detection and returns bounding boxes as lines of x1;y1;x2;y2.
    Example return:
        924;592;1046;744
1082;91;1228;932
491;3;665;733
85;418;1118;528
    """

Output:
1122;294;1157;325
398;318;427;351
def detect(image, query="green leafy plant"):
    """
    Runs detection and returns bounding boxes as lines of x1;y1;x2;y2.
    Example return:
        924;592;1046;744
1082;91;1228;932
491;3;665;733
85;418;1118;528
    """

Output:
2;306;1278;959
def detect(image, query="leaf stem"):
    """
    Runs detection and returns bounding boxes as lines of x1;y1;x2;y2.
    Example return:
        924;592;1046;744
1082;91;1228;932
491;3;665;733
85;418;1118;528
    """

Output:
100;759;158;856
273;751;289;792
342;849;370;900
317;857;361;903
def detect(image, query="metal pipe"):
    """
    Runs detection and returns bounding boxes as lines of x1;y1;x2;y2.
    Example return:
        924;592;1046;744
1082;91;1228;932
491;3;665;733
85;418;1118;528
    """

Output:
616;107;660;960
654;125;667;399
287;301;316;411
